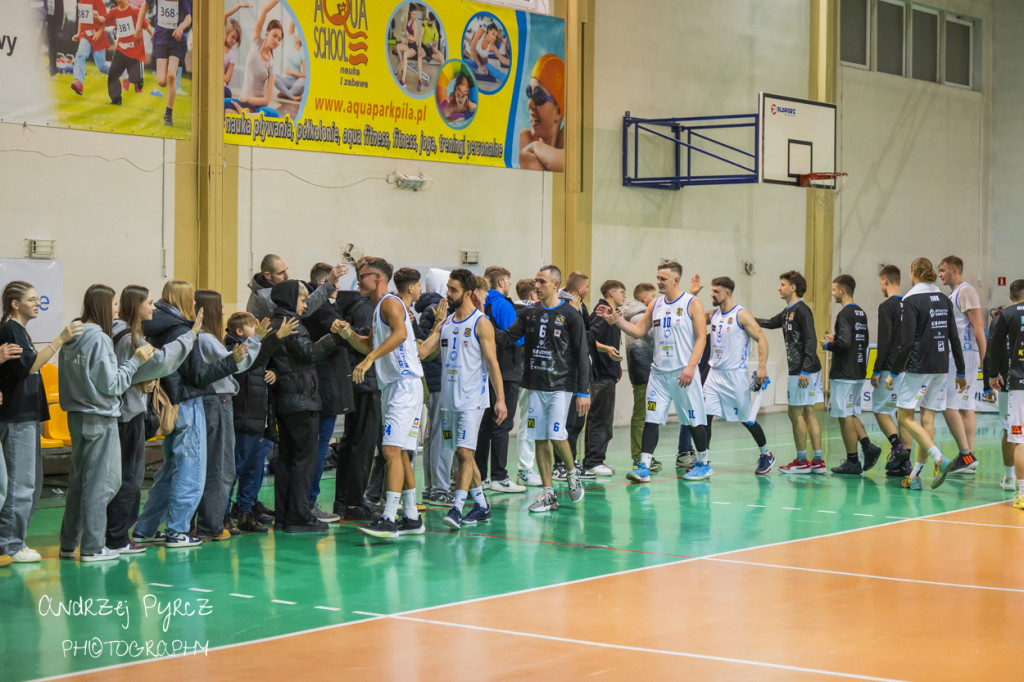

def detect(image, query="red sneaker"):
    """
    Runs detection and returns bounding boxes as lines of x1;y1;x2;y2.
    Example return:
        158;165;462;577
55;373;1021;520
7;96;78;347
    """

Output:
122;79;129;91
808;460;827;475
70;80;83;95
778;458;812;474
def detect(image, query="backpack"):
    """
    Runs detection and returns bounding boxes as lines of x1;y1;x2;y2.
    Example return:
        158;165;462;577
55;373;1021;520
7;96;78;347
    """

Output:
114;328;179;439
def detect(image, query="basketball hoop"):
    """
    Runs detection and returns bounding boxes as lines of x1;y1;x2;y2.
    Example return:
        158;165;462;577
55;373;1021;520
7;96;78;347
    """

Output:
798;171;848;190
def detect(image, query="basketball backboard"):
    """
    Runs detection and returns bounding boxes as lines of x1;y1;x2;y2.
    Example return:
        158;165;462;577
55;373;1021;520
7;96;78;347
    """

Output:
759;93;837;188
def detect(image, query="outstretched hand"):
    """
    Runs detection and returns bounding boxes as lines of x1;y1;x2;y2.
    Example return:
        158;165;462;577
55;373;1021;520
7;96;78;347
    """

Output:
277;316;300;339
690;274;703;296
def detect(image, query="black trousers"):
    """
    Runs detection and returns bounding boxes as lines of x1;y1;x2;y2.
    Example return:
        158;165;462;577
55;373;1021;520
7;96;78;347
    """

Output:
275;410;319;527
105;414;145;548
566;396;586;461
583;380;616;467
475;381;519;481
45;0;64;77
107;51;143;104
334;390;381;512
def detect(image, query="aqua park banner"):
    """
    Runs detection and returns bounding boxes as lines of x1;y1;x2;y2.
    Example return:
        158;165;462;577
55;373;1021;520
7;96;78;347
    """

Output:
0;1;192;140
222;0;566;170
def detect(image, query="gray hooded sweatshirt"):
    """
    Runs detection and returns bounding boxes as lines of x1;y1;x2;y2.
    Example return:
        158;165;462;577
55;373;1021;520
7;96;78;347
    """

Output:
112;318;197;423
195;330;262;396
621;298;655;386
58;323;142;418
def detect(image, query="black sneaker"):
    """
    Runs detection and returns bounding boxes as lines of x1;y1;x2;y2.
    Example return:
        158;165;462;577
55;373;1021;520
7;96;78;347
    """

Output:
552;461;568;481
887;457;913;478
650;457;664;472
396;516;425;536
862;443;883;472
948;453;977;475
359;516;399;539
885;445;909;474
575;462;596;480
229;502;240;520
163;111;173;126
282;519;329;534
831;459;864;475
223;514;241;536
344;505;375;522
253;501;276;524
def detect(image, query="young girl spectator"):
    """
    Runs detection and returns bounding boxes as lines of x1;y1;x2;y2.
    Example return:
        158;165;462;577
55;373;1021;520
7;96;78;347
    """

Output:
58;285;154;562
105;285;202;555
0;281;81;564
131;281;248;549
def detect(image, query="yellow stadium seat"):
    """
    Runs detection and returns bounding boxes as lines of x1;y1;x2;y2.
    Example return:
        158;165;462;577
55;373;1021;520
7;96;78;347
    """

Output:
40;435;64;449
45;405;73;446
40;364;59;403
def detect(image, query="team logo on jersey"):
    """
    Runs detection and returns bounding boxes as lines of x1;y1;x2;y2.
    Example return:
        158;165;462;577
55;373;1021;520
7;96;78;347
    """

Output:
464;327;472;336
647;401;657;411
443;429;453;440
541;314;549;323
554;329;561;337
788;313;794;320
449;350;458;362
1013;426;1022;436
676;308;683;315
527;418;535;428
727;317;733;324
555;315;565;326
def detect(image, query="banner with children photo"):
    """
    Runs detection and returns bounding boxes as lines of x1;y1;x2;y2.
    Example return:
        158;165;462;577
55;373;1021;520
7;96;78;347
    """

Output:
222;0;565;170
0;1;192;140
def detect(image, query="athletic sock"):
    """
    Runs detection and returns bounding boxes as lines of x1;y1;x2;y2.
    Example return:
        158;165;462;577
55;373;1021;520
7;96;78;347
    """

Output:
543;486;555;498
469;486;488;509
812;449;823;462
165;106;172;116
1005;466;1016;479
401;489;419;520
383;491;401;521
859;437;872;452
887;433;901;449
958;449;971;457
911;462;924;478
759;443;770;455
698;450;709;465
453;490;468;513
640;452;653;467
797;450;808;462
847;452;859;463
927;446;944;464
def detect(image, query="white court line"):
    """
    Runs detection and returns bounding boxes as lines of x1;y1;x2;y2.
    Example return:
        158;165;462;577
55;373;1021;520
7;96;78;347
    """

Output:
188;588;213;593
747;504;766;508
706;557;1024;594
918;518;1024;530
37;500;1005;681
315;606;342;612
229;593;254;599
148;583;172;588
712;501;731;505
270;599;297;605
816;510;837;514
853;513;874;517
352;610;907;682
782;507;801;510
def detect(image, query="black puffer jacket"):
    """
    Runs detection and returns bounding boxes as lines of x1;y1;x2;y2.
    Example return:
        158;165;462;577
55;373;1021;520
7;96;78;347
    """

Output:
301;284;354;417
143;301;237;404
268;281;342;416
336;292;378;395
225;330;277;436
415;292;443;393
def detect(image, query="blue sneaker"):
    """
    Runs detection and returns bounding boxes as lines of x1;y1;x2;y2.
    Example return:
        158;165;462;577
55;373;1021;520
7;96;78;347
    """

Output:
626;462;651;483
902;475;923;491
684;462;714;481
442;507;462;530
931;456;955;489
462;505;492;525
755;453;775;475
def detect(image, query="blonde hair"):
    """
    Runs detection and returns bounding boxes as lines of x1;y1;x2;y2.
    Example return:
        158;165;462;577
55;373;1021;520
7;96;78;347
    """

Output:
161;280;195;318
910;258;937;284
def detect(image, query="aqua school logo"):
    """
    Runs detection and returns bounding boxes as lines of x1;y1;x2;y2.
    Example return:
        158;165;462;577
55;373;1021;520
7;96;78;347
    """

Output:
314;0;369;66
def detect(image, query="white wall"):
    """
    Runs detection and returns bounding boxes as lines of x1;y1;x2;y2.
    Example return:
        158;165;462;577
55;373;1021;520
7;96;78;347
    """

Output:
990;0;1024;308
591;0;812;425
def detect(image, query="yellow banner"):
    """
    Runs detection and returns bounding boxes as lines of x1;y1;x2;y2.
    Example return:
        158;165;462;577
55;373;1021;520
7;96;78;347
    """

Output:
223;0;566;170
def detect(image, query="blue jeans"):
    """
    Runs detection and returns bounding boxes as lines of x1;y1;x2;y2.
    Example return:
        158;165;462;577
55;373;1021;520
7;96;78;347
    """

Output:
73;38;110;83
135;398;207;536
0;421;40;555
309;415;337;506
233;431;272;513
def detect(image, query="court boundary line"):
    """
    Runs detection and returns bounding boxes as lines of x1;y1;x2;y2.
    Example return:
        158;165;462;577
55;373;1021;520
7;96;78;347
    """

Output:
352;610;909;682
916;517;1024;530
37;499;1007;681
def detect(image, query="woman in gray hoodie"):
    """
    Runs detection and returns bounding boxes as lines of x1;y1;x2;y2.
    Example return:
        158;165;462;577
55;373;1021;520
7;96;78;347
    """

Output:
58;285;154;562
106;285;202;554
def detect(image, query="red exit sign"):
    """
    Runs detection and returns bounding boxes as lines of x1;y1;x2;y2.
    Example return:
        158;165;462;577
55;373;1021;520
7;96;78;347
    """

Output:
998;277;1007;286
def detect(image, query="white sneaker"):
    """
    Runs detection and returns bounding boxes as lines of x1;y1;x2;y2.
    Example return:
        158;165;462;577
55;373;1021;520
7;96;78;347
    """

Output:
1001;474;1017;491
490;477;526;494
518;468;543;487
11;547;41;563
587;464;615;476
81;547;120;562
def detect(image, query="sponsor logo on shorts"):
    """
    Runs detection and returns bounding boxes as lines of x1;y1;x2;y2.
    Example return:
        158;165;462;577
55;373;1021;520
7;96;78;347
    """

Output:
443;429;453;440
527;418;535;428
647;401;657;411
1013;426;1023;436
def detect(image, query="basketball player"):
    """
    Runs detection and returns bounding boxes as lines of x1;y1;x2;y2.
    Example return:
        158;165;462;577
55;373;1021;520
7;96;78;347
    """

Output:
600;261;710;482
873;265;913;477
984;280;1024;501
756;271;824;473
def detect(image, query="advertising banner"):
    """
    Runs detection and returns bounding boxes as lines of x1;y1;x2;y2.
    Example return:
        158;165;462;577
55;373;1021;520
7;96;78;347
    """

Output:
223;0;565;170
0;2;193;140
0;260;65;343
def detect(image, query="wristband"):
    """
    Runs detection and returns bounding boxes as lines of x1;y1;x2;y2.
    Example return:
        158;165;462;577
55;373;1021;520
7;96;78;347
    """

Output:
871;372;881;377
800;371;811;376
576;393;589;398
956;373;965;378
983;388;993;394
889;372;899;379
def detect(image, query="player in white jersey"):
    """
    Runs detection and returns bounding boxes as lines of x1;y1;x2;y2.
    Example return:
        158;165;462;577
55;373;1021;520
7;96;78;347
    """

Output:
690;275;774;474
338;257;426;540
938;255;987;474
600;261;710;482
417;269;508;530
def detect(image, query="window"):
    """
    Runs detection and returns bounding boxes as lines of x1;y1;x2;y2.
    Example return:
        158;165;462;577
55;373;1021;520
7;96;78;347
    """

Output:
945;17;972;87
840;0;869;66
911;7;938;82
876;1;905;76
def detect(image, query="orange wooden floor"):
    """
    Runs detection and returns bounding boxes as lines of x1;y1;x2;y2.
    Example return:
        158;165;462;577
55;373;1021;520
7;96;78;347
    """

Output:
65;501;1023;682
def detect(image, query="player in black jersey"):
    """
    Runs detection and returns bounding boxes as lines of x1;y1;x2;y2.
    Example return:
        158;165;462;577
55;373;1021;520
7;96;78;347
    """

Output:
495;265;590;512
756;271;824;473
983;279;1024;507
872;266;913;477
885;258;966;491
820;275;882;475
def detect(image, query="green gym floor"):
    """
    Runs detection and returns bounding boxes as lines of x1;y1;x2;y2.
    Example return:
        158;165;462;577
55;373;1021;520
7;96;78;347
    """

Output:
3;411;1017;681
